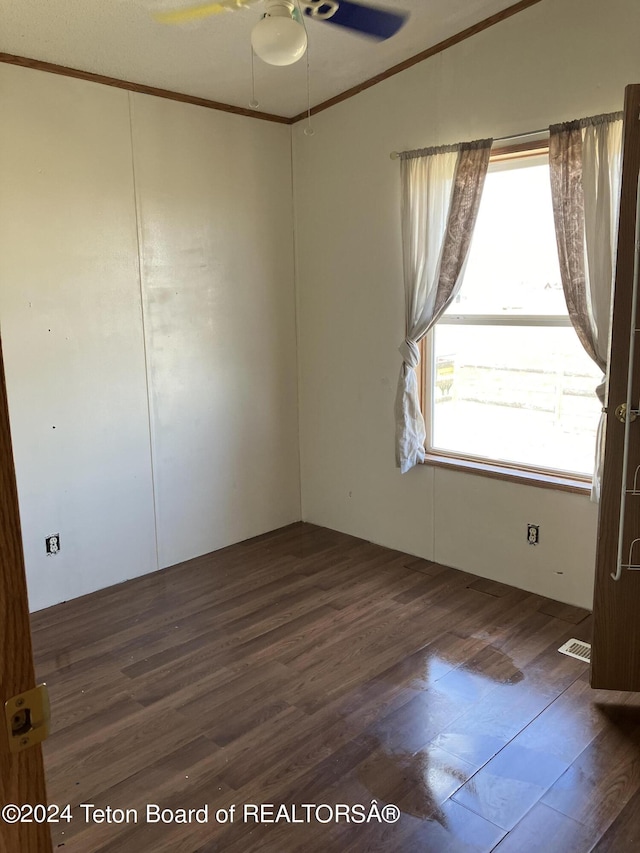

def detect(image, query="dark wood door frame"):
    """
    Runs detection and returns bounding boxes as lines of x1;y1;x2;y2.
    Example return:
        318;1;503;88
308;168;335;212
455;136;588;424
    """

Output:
591;84;640;690
0;338;52;852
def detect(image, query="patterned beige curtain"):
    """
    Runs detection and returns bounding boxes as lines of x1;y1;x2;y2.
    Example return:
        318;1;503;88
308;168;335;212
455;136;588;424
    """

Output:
395;139;492;473
549;113;623;500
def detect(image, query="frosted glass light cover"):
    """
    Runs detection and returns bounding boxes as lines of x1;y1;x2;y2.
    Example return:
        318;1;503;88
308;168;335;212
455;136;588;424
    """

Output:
251;15;307;66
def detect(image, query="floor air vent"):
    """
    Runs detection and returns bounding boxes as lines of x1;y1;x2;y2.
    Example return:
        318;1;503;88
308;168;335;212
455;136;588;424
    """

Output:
558;639;591;663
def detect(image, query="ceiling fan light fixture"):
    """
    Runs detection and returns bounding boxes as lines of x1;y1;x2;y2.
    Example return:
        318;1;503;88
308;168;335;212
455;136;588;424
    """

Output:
251;2;307;67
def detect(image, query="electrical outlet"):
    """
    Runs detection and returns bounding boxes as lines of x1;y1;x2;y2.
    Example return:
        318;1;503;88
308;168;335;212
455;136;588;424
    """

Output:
527;524;539;546
45;534;60;555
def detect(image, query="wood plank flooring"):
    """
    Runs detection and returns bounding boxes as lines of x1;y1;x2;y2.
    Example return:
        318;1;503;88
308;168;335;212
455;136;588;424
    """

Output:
28;522;640;852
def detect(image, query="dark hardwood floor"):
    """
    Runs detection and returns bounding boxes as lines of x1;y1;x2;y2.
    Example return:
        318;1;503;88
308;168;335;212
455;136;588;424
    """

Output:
29;522;640;852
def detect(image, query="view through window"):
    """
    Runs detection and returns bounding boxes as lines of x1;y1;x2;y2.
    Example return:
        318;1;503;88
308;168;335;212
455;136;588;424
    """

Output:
428;151;602;477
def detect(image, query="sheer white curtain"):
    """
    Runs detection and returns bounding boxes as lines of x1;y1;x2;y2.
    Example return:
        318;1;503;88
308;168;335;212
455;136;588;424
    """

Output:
549;113;623;500
395;140;492;473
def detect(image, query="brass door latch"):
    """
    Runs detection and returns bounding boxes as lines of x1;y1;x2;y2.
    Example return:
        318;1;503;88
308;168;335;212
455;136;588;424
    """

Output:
615;403;638;423
4;684;50;753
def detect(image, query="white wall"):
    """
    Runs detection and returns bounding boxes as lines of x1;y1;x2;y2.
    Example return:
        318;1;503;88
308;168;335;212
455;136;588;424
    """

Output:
130;93;300;569
0;67;157;612
292;0;640;609
0;65;300;611
2;0;635;614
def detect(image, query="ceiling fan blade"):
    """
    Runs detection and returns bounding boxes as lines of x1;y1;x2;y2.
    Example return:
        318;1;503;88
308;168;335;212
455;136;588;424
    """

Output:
304;1;408;40
154;0;254;25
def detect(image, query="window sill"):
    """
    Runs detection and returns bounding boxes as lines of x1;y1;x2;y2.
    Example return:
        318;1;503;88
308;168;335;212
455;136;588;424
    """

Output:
422;453;591;495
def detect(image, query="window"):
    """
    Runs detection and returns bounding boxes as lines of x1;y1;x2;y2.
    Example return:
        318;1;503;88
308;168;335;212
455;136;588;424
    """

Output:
423;145;602;481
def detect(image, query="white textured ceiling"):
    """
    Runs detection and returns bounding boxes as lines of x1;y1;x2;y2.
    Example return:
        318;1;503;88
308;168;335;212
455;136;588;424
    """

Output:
0;0;526;118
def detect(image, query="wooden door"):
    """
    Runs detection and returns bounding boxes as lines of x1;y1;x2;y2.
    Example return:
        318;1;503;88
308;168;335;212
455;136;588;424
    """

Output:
0;338;52;852
591;84;640;690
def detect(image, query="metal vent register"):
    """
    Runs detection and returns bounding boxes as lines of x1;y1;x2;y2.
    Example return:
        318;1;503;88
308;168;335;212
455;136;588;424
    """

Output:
558;639;591;663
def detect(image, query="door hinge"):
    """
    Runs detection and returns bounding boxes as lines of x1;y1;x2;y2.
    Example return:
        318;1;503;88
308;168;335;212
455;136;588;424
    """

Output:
4;684;50;753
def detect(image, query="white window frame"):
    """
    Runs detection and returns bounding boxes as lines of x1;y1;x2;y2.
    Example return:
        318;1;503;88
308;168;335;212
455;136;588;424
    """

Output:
421;145;592;490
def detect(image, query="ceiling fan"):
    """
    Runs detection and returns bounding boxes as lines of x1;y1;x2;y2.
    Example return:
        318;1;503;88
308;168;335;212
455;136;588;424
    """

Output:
155;0;409;66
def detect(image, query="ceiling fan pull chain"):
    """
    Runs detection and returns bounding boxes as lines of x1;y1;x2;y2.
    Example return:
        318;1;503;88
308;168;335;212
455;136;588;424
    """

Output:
304;42;314;135
249;45;259;108
295;0;315;135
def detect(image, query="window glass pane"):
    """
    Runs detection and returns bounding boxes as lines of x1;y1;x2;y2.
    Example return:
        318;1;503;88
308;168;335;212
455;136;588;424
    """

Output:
446;160;565;316
432;325;602;475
